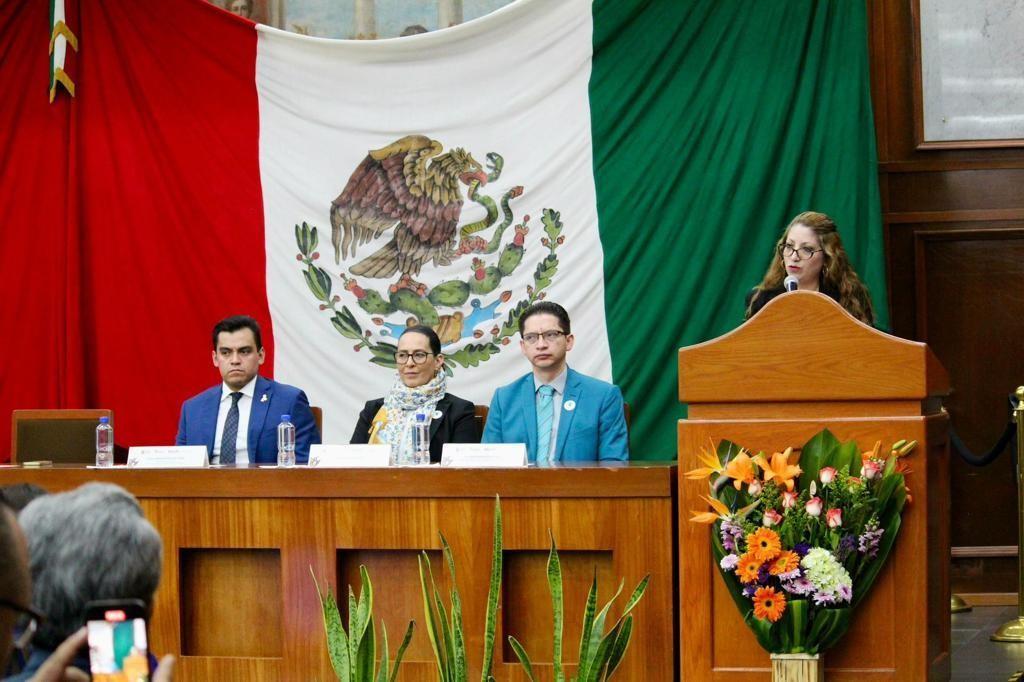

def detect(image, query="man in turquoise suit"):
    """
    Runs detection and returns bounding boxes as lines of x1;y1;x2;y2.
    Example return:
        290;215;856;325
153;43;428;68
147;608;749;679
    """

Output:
482;302;629;463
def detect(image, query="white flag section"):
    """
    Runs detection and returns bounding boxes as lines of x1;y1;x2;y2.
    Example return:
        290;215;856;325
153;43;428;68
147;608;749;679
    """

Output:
258;0;610;444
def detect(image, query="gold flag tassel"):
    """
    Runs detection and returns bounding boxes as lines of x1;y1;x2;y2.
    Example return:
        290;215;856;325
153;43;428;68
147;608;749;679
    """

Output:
49;19;78;102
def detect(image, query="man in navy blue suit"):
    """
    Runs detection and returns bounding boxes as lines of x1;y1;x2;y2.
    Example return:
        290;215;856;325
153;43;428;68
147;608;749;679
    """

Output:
175;315;320;464
482;302;629;464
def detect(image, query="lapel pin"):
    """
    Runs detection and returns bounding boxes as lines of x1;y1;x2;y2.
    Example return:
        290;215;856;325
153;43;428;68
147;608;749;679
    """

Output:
260;393;268;403
563;400;576;412
432;410;443;419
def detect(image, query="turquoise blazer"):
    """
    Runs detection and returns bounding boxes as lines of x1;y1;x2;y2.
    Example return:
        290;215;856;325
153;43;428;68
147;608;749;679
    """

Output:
482;368;629;462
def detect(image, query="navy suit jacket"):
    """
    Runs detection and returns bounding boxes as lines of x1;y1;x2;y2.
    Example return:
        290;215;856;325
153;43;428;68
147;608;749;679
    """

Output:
175;375;320;464
482;368;629;462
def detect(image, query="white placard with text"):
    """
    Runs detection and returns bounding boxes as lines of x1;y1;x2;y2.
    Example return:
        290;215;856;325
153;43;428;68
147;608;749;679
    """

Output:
441;443;528;468
127;446;209;468
309;444;391;468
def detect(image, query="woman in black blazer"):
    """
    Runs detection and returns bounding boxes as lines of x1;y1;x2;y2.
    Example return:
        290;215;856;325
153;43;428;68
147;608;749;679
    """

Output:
350;325;477;463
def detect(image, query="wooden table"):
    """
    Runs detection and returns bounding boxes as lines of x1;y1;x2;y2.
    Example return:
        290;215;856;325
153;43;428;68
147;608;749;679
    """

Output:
0;463;677;681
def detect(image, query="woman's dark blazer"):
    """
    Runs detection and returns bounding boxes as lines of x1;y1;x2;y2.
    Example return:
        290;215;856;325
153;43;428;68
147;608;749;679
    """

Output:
349;393;479;463
745;281;842;320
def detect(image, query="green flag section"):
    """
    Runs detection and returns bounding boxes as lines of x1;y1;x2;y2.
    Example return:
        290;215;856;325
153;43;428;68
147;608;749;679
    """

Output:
591;1;886;459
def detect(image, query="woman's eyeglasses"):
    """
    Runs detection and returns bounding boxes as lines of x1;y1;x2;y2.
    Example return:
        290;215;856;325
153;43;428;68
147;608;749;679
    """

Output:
778;244;822;261
394;351;435;365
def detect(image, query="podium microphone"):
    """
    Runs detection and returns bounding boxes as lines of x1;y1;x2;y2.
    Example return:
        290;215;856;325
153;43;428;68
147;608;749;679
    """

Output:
784;275;799;292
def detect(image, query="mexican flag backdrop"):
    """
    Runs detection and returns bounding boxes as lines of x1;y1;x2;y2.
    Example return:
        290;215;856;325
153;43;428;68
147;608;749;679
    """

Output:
0;0;885;459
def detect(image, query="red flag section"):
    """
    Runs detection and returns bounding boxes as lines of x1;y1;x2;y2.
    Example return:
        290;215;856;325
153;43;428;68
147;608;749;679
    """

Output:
0;0;269;457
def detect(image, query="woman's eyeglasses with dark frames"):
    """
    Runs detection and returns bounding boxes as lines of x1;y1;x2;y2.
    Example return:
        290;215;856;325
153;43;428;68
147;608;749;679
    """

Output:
778;244;822;261
393;351;436;364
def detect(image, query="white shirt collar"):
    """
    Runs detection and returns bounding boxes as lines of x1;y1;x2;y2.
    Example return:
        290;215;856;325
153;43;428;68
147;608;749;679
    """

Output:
221;375;258;401
533;367;568;395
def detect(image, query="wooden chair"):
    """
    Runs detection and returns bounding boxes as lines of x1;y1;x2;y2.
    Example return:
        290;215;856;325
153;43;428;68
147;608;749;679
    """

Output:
11;409;113;464
310;406;323;437
473;405;489;441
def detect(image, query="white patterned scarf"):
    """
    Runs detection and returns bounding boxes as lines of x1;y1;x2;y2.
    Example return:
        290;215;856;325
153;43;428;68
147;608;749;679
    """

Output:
369;370;447;464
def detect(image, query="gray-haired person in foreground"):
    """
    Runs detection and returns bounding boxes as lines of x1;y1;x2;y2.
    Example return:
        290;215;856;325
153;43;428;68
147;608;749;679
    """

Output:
5;482;174;681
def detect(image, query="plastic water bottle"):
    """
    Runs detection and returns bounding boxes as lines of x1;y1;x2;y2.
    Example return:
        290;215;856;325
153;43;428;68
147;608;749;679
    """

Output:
412;412;430;465
277;415;296;467
95;417;114;468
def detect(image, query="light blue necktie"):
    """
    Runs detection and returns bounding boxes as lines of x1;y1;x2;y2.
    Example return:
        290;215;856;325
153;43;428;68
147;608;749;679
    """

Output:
536;385;555;465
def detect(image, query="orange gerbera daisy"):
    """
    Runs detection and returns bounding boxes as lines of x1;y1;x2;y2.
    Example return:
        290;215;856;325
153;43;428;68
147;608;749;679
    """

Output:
753;586;787;622
768;550;800;576
735;553;762;584
746;527;781;562
724;450;756;490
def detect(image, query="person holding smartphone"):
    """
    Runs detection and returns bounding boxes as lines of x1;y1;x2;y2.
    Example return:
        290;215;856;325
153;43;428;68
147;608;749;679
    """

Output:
5;484;173;681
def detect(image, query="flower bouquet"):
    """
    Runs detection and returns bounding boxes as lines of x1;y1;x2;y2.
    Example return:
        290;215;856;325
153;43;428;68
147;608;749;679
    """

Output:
687;429;916;659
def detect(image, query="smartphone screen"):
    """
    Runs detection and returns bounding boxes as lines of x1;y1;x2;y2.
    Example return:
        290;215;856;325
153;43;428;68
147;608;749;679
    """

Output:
86;603;150;682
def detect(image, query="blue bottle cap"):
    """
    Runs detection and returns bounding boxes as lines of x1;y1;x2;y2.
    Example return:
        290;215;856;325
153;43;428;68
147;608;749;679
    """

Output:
99;417;109;424
416;412;426;422
281;414;291;422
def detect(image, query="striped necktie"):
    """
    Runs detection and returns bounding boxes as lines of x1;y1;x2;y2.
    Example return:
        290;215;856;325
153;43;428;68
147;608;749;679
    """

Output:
535;384;555;465
220;392;242;464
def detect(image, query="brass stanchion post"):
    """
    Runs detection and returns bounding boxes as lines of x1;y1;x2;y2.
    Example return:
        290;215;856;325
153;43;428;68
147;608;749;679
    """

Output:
992;387;1024;641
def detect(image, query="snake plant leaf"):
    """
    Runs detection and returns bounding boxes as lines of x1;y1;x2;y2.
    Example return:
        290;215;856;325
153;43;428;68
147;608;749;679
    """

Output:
389;621;415;682
442;535;468;681
619;575;649;619
354;614;376;682
577;571;599;671
311;570;351;680
582;620;621;682
418;552;449;680
480;496;503;682
546;532;565;682
604;613;634;678
357;566;374;643
506;636;536;681
376;621;389;682
347;585;361;674
585;578;624;664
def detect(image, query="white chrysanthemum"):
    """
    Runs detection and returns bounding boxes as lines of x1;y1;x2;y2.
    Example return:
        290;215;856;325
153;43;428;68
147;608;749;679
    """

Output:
800;547;853;602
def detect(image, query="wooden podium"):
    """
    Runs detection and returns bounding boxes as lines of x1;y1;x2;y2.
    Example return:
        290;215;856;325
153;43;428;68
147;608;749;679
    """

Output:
0;463;675;681
678;292;951;680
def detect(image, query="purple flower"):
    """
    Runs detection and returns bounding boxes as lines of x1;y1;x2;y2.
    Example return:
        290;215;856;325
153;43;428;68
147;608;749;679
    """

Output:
743;585;757;598
776;567;801;581
720;519;744;552
782;577;815;595
837;534;857;561
837;584;853;603
720;554;740;571
757;564;772;585
858;527;884;559
812;590;836;606
722;534;736;552
793;543;811;557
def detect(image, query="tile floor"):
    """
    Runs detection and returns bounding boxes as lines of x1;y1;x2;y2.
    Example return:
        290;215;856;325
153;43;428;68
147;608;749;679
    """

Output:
953;606;1024;681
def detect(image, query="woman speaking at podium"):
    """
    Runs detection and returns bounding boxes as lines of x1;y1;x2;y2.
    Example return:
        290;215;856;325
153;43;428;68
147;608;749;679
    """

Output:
350;326;477;463
744;211;875;325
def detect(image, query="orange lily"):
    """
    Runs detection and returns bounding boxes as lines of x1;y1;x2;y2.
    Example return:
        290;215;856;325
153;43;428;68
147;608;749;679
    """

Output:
753;447;802;491
690;495;731;524
724;450;756;490
684;440;726;480
861;440;882;464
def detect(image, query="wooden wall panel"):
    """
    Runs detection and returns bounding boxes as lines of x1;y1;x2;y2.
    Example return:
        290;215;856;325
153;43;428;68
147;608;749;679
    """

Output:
868;0;1024;592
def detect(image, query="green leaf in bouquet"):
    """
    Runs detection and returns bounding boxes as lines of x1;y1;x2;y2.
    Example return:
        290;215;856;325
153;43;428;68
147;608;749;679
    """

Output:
744;610;777;652
805;607;850;654
797;429;840;487
833;441;859;476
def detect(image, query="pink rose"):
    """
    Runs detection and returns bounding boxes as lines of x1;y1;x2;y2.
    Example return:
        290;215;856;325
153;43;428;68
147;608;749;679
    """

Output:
805;497;822;517
819;467;837;485
861;460;882;481
763;509;783;527
782;490;798;509
748;479;763;496
826;508;843;528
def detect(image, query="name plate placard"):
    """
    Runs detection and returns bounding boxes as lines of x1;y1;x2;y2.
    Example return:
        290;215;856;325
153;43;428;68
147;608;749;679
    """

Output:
441;443;527;468
127;446;209;468
309;444;391;468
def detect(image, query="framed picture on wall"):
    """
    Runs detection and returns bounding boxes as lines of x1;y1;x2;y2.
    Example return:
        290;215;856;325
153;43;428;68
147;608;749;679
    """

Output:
912;0;1024;149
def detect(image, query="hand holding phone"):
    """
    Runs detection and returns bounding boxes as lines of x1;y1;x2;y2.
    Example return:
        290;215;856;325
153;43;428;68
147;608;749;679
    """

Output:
84;599;151;681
